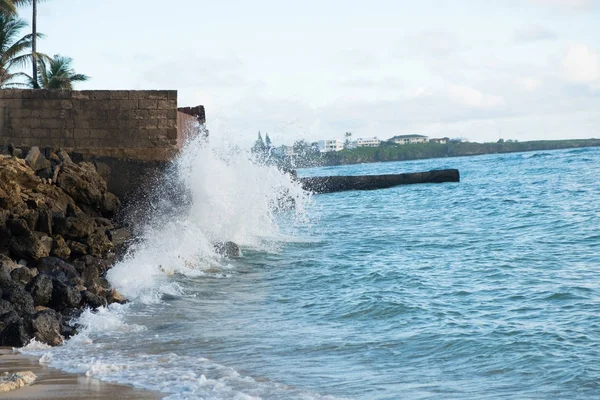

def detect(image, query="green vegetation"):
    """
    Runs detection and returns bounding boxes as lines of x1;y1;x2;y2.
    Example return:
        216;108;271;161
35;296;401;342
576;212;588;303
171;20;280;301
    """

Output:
36;54;89;89
0;0;88;89
267;139;600;169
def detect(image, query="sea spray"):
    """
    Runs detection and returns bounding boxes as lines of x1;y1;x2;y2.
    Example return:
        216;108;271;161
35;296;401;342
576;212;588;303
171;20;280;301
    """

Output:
107;132;311;302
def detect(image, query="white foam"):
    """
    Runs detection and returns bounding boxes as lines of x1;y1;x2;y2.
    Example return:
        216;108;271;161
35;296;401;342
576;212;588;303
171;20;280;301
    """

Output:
107;133;310;303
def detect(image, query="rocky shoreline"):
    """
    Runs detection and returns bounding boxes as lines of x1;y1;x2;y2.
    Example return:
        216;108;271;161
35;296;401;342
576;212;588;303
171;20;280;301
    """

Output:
0;145;131;348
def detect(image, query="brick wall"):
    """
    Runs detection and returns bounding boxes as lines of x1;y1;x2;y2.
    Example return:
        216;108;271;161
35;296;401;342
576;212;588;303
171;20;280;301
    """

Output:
0;89;181;161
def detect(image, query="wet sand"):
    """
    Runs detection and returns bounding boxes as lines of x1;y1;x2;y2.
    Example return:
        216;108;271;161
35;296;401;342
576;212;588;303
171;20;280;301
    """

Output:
0;348;163;399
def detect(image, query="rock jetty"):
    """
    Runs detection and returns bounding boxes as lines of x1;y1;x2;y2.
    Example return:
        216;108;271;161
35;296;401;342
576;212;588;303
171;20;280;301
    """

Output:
0;145;130;347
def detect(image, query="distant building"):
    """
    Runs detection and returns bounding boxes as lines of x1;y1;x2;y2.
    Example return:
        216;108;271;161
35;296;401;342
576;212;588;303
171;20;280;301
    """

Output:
353;137;381;148
390;134;429;145
318;139;344;153
429;137;449;144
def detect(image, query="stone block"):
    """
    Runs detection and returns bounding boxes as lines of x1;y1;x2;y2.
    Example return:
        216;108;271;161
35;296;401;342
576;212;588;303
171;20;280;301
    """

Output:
148;110;169;119
129;92;149;99
32;128;50;138
158;118;176;129
118;99;138;110
60;100;74;110
139;99;158;109
131;110;149;120
109;91;131;99
167;109;177;119
147;90;170;100
41;119;64;129
136;120;158;129
74;128;91;139
90;129;111;139
86;91;112;100
71;91;90;100
167;90;177;100
157;99;177;110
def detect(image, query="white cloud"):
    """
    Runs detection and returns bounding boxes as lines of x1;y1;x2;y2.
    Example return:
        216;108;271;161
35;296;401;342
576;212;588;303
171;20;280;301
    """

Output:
397;30;460;59
448;85;505;109
528;0;597;11
562;44;600;87
513;25;558;42
519;77;543;91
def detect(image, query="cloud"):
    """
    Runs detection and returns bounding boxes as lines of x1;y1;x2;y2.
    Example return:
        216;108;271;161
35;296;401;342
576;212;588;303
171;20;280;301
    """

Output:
527;0;597;11
339;77;404;90
519;77;543;91
513;25;558;43
562;43;600;87
448;85;506;109
396;30;460;59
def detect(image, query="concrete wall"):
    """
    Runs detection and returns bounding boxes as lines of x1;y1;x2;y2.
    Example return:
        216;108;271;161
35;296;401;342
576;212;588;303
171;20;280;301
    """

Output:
0;89;180;161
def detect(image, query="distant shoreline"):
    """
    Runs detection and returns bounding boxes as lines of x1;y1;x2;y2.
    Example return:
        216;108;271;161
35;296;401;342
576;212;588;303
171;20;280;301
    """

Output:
287;139;600;168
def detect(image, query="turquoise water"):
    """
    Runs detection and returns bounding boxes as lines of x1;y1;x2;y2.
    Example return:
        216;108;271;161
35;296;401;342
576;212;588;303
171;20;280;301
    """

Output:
26;147;600;399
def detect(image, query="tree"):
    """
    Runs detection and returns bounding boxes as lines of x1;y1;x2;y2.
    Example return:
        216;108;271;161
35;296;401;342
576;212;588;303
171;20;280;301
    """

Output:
265;133;272;149
11;0;46;88
344;131;352;148
36;54;89;89
0;12;38;87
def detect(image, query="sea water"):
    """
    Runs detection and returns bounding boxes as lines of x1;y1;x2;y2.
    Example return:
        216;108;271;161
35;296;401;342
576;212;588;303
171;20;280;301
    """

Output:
22;141;600;399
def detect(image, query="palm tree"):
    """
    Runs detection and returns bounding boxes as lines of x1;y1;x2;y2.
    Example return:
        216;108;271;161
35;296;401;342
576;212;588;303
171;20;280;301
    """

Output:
0;12;36;87
8;0;45;88
36;54;89;89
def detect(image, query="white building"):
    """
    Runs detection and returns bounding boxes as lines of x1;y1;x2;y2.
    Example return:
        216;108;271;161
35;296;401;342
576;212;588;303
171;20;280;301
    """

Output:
318;139;344;153
354;137;381;147
390;134;429;145
429;137;448;144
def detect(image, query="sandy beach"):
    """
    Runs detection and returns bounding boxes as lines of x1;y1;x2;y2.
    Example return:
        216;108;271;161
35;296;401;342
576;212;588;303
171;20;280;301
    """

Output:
0;348;162;399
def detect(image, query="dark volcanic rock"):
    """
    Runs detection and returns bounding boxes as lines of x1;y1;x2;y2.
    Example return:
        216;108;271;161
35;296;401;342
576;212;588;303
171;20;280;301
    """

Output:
5;286;35;316
9;234;51;261
215;241;241;258
0;299;14;314
81;290;107;309
0;318;32;347
6;218;30;237
35;257;79;281
10;266;36;286
32;309;63;345
26;274;53;306
49;279;81;310
67;240;88;257
53;215;95;239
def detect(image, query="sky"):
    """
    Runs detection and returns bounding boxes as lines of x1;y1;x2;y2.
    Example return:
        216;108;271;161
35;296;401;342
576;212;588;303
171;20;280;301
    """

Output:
17;0;600;146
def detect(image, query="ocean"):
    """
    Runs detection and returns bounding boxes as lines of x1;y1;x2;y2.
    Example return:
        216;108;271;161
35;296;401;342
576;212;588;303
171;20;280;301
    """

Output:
23;140;600;399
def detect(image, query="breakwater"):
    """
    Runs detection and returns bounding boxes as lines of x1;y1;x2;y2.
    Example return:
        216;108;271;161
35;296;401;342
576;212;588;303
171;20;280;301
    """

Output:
300;168;460;193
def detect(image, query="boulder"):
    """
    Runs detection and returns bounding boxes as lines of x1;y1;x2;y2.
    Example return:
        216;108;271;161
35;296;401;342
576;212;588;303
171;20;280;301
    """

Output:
37;210;53;236
49;280;81;310
56;162;106;209
106;289;126;305
50;235;71;259
9;234;50;261
53;215;95;239
10;267;35;286
81;290;107;309
0;264;17;290
5;287;35;317
101;192;121;217
67;240;88;257
6;218;30;237
0;255;19;272
35;257;79;281
215;241;241;258
0;299;14;315
0;319;32;347
85;230;113;258
24;147;51;173
31;309;63;346
26;275;53;307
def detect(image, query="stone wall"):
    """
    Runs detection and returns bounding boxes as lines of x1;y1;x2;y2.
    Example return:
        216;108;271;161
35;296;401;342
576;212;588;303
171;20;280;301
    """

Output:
0;90;180;161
